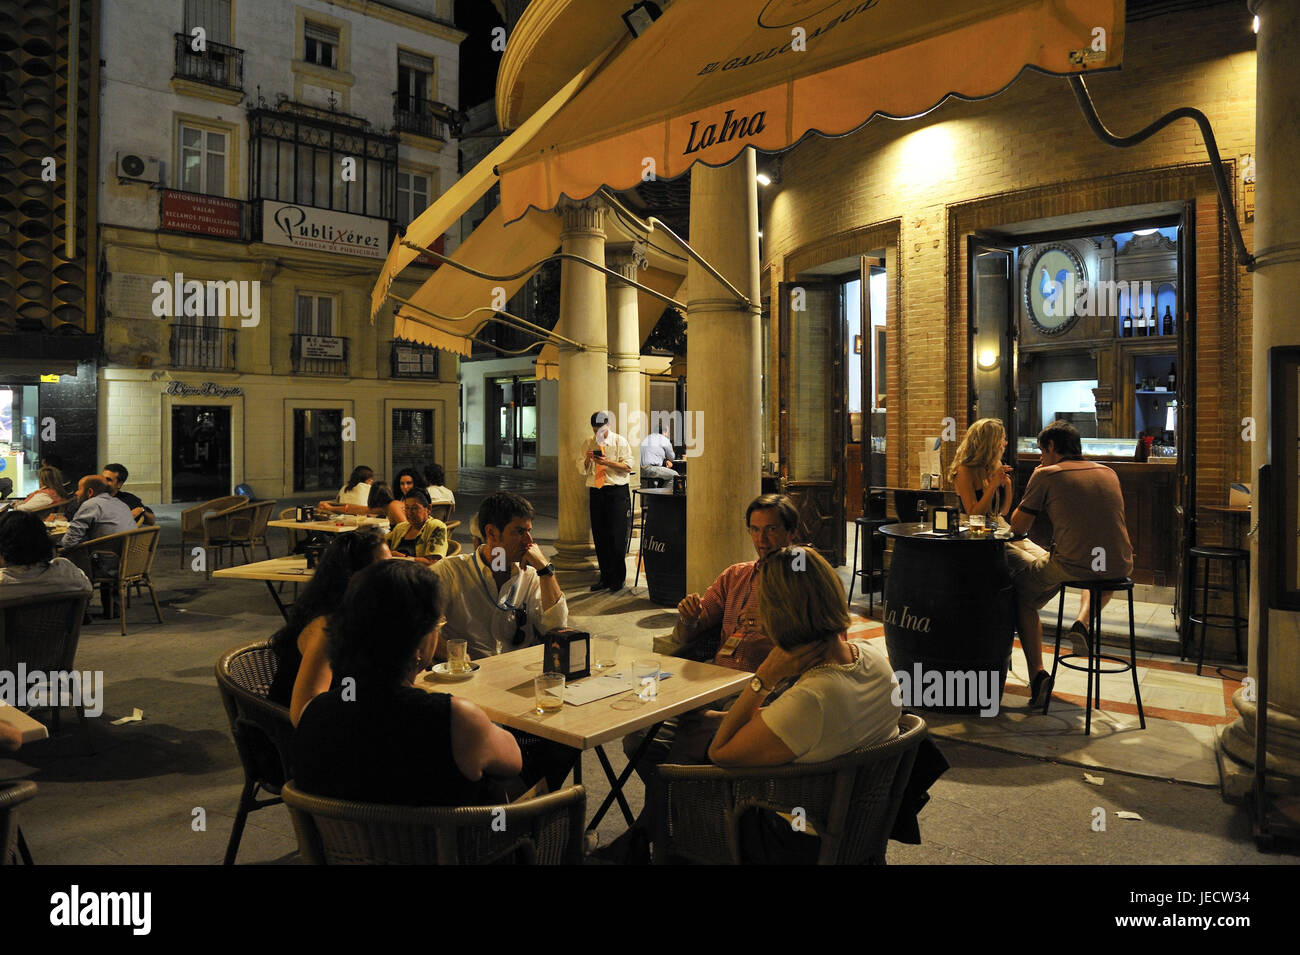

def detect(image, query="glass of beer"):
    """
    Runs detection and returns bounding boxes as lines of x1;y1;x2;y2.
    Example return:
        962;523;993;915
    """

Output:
534;673;565;714
968;514;989;537
446;638;469;674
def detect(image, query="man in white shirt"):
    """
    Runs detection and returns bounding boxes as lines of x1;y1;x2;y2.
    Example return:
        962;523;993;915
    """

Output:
640;424;676;486
432;491;568;659
579;410;635;592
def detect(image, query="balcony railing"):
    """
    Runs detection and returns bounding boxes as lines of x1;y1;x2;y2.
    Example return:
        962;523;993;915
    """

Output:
170;324;236;372
390;340;440;379
173;33;245;92
290;333;349;376
392;94;456;140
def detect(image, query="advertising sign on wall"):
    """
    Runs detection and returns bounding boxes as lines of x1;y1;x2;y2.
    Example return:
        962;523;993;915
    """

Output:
261;201;386;259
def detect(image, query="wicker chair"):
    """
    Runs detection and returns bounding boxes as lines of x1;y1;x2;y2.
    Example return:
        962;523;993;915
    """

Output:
0;592;94;751
215;642;296;865
428;503;461;533
178;495;248;572
1;780;38;865
653;713;927;865
62;526;163;636
281;781;586;865
212;499;277;570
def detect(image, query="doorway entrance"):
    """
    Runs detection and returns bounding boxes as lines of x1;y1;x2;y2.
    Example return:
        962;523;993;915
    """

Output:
293;408;343;493
486;377;538;469
171;406;231;502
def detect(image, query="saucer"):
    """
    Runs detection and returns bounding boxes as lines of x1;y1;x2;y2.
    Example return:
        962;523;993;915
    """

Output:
429;662;479;682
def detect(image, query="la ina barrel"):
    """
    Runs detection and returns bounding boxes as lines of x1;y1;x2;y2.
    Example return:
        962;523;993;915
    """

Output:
879;524;1017;715
639;489;686;607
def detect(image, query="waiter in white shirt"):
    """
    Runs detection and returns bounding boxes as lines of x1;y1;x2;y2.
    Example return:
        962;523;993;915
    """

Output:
580;410;634;592
432;491;568;658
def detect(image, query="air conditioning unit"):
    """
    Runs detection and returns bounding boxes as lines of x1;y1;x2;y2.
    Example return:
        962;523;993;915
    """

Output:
116;153;162;183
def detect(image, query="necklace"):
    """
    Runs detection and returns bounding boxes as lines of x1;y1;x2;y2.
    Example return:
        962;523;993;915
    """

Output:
803;641;860;675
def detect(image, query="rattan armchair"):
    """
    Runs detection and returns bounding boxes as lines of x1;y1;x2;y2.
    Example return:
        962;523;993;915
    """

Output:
653;713;927;865
178;495;248;572
1;780;37;865
281;782;587;865
428;503;461;533
62;526;162;636
215;642;296;865
211;499;277;570
0;591;93;751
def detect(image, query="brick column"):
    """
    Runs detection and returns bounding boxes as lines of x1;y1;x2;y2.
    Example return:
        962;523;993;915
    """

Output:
1218;0;1300;799
685;148;763;593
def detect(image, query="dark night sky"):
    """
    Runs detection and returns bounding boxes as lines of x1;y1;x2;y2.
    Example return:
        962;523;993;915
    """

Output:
455;0;507;112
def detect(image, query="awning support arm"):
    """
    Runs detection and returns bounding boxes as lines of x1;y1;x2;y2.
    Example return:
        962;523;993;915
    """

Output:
388;295;587;351
397;240;688;311
1069;75;1255;271
643;216;755;310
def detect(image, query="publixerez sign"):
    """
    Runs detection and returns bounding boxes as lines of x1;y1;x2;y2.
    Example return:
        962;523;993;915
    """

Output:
261;201;386;259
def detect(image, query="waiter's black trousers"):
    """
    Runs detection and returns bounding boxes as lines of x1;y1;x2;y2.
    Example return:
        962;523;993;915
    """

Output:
589;484;631;589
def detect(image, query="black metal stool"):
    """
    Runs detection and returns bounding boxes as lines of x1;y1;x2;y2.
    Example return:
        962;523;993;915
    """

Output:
848;517;891;617
1044;577;1145;735
1184;545;1248;676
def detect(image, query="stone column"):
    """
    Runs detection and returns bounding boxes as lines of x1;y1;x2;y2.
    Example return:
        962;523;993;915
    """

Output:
607;243;648;488
685;148;763;593
1218;0;1300;800
552;198;607;571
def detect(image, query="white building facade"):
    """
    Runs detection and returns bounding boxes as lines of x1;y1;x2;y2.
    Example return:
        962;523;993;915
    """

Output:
97;0;464;503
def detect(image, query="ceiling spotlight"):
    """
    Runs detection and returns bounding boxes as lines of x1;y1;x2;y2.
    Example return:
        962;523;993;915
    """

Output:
755;172;772;186
1252;15;1259;34
1132;228;1158;236
622;1;663;38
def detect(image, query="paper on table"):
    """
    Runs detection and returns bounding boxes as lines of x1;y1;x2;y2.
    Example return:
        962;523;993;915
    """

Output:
563;675;635;706
0;701;49;744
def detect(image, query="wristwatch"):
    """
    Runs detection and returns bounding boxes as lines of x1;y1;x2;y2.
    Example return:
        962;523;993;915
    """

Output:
749;675;767;694
537;563;555;578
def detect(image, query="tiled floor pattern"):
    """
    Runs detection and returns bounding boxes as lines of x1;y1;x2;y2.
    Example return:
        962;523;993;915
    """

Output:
845;613;1244;786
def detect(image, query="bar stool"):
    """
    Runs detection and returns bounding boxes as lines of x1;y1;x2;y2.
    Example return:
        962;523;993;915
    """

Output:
1044;577;1146;736
1184;546;1248;676
848;516;891;617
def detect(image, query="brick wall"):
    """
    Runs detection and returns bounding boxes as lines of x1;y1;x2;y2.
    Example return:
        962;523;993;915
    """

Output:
763;2;1256;542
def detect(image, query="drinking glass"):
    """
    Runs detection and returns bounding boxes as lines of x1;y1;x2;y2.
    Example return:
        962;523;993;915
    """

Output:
593;634;619;672
916;500;929;526
633;658;660;702
534;673;565;714
968;514;987;537
446;638;469;674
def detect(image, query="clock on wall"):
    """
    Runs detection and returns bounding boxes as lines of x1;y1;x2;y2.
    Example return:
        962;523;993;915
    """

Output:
1024;245;1086;335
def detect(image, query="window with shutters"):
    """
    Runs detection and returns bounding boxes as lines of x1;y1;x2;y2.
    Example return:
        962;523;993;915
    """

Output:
304;21;339;69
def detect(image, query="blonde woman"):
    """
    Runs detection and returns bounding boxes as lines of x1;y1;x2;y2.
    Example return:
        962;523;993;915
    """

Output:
948;418;1013;518
708;546;900;767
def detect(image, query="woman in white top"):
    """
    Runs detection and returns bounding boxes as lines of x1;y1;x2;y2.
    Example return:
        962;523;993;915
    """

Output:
709;546;900;766
424;462;455;512
15;466;68;515
330;466;374;508
0;510;92;600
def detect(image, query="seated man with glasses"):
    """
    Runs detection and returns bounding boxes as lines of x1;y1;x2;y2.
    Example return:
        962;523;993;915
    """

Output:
432;491;567;659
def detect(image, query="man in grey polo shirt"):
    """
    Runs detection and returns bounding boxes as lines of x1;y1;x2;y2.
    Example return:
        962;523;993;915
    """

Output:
1008;421;1134;708
62;475;138;617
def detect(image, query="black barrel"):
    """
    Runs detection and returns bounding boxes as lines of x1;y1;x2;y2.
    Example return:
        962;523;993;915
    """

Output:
640;490;686;607
881;530;1016;714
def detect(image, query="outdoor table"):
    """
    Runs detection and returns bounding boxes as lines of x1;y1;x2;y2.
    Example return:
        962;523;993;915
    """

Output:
212;555;312;620
267;517;389;534
46;519;69;540
636;488;686;607
416;644;749;832
877;521;1022;712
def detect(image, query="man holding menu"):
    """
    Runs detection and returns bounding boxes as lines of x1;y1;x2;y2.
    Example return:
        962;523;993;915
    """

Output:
579;410;635;592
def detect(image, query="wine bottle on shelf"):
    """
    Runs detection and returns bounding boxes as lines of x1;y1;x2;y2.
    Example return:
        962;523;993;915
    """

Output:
1163;304;1173;336
1168;363;1176;391
1123;309;1133;338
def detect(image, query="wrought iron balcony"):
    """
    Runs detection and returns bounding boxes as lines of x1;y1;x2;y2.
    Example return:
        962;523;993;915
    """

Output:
290;333;349;376
392;94;457;140
173;33;245;92
170;324;236;372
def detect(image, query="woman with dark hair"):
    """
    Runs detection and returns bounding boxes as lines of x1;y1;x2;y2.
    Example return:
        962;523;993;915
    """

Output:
708;546;900;767
385;487;449;565
394;467;425;498
267;526;391;724
332;466;374;508
424;462;455;511
317;480;404;526
0;510;92;599
293;561;522;806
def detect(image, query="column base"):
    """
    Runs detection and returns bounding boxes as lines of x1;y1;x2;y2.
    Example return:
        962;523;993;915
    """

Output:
1215;688;1300;804
552;539;598;573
